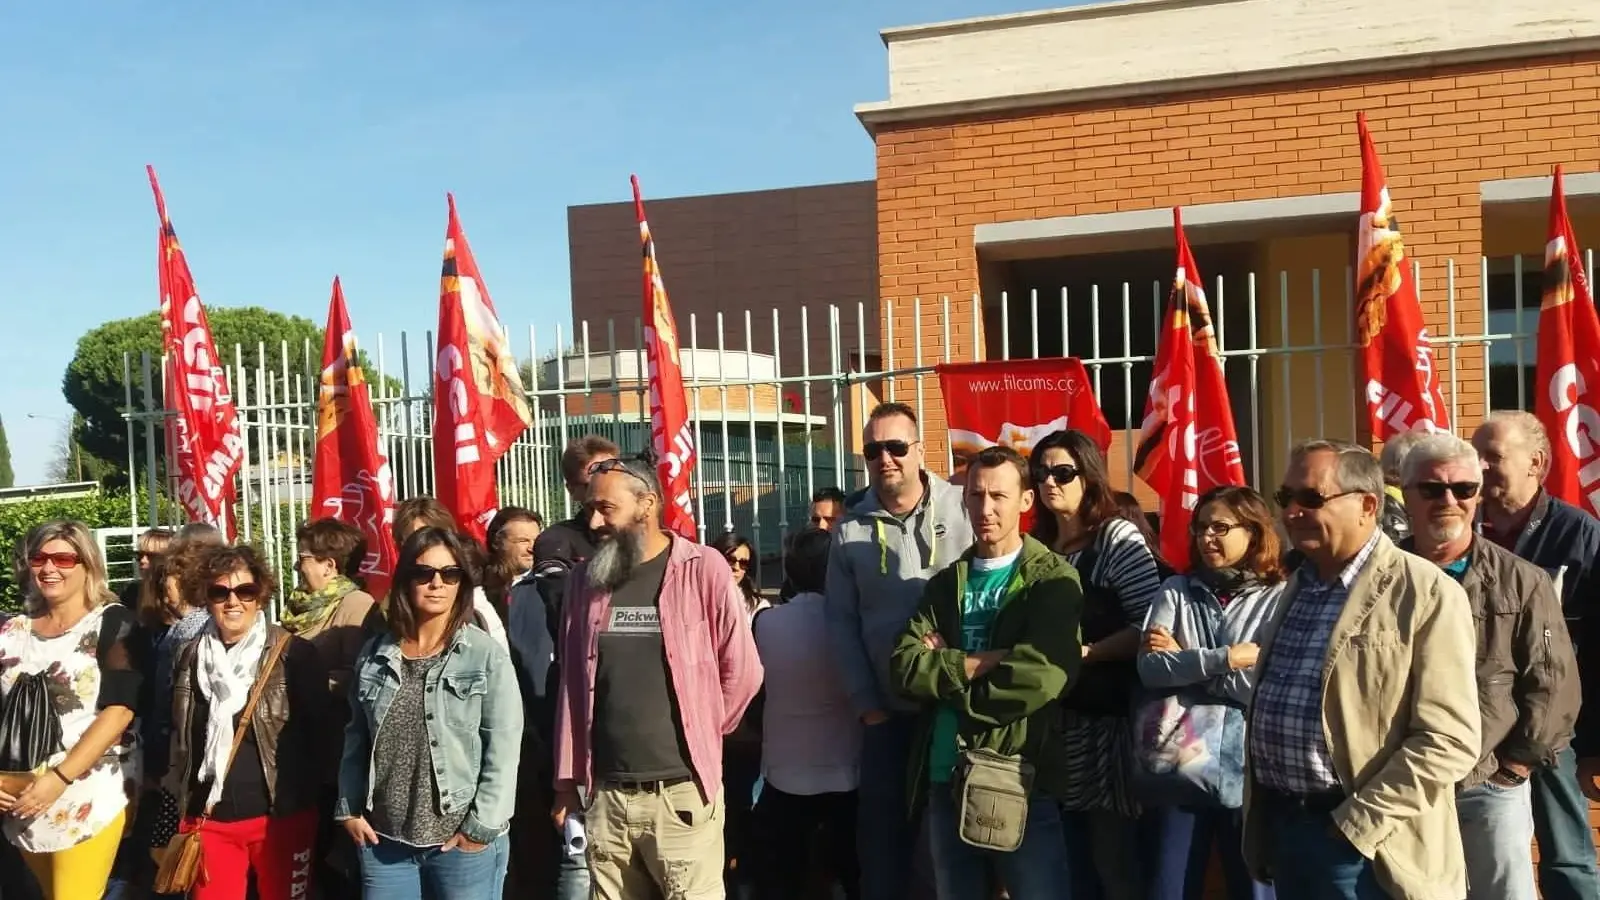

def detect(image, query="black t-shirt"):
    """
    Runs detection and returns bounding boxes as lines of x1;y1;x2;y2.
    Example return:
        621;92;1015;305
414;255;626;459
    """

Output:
590;545;694;782
186;690;269;822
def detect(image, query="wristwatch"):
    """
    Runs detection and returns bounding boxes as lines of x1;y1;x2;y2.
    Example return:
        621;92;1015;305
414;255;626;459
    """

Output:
1494;767;1529;787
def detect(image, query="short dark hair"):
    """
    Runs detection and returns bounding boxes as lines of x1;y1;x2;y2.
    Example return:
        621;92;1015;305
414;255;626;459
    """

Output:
186;544;279;611
785;528;832;594
811;487;847;505
968;445;1029;489
296;518;367;577
868;402;918;428
387;527;481;644
562;435;621;487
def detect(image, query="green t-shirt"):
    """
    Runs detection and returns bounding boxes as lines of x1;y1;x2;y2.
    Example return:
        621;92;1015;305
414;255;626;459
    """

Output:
928;548;1020;784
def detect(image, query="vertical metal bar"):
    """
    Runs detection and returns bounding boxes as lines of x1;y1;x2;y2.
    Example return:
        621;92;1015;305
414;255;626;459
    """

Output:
943;296;954;474
607;318;623;478
1060;287;1070;360
140;352;161;526
1481;256;1494;413
234;345;252;541
1215;276;1226;371
123;353;138;527
689;314;708;543
830;306;847;493
914;302;926;444
423;330;438;497
1001;291;1011;361
746;311;761;571
1090;285;1104;413
773;309;789;570
1346;266;1358;433
1446;259;1459;428
1312;270;1325;437
857;302;869;483
1514;254;1527;409
971;293;982;363
1279;272;1292;456
1121;284;1134;491
634;315;647;477
555;325;571;518
885;300;896;403
801;307;816;502
1248;273;1262;489
717;312;732;537
529;324;546;514
1029;289;1040;359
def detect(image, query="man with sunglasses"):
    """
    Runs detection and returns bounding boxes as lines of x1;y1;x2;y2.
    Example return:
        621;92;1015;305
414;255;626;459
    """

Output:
551;455;762;900
1243;439;1480;900
1473;412;1600;900
825;402;971;900
1396;432;1578;900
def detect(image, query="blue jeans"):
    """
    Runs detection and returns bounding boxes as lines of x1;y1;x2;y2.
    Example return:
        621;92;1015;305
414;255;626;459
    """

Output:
1531;747;1600;900
1261;796;1385;900
555;846;591;900
359;834;510;900
1458;780;1538;900
925;791;1071;900
1150;807;1274;900
859;714;920;900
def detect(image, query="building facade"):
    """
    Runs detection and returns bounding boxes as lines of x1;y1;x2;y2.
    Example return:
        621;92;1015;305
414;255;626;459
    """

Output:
858;0;1600;487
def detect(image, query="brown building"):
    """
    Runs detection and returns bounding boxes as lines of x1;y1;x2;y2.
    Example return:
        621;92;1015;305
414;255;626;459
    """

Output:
565;180;881;410
857;0;1600;491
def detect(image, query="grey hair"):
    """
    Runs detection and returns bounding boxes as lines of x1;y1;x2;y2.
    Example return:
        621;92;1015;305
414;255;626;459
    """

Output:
1479;410;1553;461
1378;430;1429;483
1399;432;1481;486
1288;439;1385;497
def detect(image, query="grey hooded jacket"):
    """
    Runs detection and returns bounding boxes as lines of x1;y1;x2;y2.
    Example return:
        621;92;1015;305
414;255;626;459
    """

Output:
824;472;973;715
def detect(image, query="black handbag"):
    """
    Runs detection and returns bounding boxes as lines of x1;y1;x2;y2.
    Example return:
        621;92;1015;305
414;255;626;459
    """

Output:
0;671;63;773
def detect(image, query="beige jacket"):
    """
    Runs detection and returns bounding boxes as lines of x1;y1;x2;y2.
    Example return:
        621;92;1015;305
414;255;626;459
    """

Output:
1242;534;1481;900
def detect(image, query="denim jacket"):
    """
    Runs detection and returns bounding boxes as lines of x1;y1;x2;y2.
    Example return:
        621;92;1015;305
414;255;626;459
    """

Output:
335;624;523;844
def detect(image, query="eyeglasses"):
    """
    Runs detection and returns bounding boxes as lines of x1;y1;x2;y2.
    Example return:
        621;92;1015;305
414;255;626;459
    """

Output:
405;565;466;587
28;552;80;570
1412;481;1481;502
727;556;750;571
137;552;165;563
1273;487;1363;510
588;458;653;488
206;582;264;604
1033;464;1081;486
864;440;913;462
1191;521;1251;538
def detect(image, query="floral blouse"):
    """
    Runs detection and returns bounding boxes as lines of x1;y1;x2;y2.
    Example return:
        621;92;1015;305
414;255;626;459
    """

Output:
0;604;142;853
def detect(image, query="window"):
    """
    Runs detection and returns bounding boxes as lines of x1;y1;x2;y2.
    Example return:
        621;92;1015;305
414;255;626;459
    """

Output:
1482;258;1541;411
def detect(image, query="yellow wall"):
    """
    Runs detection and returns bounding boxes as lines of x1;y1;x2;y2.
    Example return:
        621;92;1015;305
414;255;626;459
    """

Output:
1483;204;1600;260
1256;233;1361;485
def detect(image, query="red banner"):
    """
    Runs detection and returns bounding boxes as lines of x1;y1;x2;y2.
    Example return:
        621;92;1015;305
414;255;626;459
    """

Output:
1354;113;1450;438
1535;165;1600;516
633;176;700;542
936;357;1112;484
312;278;398;597
148;166;245;538
1135;208;1246;571
433;195;533;543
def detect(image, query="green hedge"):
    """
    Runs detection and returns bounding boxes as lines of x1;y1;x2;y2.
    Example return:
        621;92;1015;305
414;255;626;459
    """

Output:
0;493;172;613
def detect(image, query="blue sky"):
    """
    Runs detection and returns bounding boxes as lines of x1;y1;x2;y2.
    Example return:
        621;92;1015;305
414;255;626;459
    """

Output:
0;0;1055;485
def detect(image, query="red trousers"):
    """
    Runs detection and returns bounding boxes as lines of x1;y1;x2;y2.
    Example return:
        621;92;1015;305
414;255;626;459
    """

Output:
178;808;318;900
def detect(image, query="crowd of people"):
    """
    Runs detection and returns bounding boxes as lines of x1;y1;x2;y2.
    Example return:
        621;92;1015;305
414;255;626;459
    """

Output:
0;406;1599;900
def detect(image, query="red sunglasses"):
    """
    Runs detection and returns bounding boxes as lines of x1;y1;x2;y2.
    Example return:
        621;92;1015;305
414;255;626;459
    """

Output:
28;552;80;570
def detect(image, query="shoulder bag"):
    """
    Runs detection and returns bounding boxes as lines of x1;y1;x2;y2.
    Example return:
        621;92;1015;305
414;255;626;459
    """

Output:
951;747;1035;852
153;633;291;895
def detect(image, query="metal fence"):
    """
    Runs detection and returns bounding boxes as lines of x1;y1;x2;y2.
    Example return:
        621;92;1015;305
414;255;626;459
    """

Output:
120;253;1584;587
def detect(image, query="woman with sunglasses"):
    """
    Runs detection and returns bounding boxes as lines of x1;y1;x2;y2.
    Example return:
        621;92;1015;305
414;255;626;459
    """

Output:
165;543;329;900
1137;486;1286;900
0;520;143;900
118;527;174;607
337;527;521;898
1029;430;1164;900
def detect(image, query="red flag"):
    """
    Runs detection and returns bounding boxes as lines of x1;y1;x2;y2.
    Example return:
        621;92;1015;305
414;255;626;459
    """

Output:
312;278;398;598
633;176;699;541
1354;113;1450;438
148;166;245;538
1535;166;1600;515
1135;208;1246;571
433;195;533;542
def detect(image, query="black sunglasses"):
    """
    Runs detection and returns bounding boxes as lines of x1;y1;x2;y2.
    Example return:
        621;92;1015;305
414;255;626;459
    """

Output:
1273;487;1363;510
405;565;466;587
864;440;914;462
206;582;265;604
1033;464;1081;486
588;457;653;487
1412;481;1480;502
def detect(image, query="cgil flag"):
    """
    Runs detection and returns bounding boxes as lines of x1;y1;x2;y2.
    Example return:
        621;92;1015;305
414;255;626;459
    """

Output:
1535;165;1600;516
633;176;699;541
312;278;398;597
148;165;245;538
1354;113;1450;438
433;195;534;543
1134;208;1246;571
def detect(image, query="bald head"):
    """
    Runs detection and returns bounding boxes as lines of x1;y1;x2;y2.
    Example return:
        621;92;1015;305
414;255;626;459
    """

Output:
1472;411;1549;513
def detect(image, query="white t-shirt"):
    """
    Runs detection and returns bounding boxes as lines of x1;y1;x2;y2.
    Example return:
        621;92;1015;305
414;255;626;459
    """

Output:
753;591;861;795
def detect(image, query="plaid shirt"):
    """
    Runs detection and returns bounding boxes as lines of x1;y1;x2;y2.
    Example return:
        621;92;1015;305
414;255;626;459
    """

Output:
1249;529;1381;794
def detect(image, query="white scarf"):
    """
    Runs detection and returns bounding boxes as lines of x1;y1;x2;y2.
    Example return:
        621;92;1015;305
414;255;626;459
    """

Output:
193;614;268;810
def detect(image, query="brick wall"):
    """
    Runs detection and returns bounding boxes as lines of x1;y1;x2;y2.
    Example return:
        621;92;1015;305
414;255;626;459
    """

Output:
567;181;880;402
874;54;1600;466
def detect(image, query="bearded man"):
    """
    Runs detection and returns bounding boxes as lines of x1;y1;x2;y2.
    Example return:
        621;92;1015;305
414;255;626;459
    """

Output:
1399;432;1579;900
549;456;763;900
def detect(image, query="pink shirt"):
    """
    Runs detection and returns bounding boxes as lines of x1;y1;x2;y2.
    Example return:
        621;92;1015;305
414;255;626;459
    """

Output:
553;536;763;802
